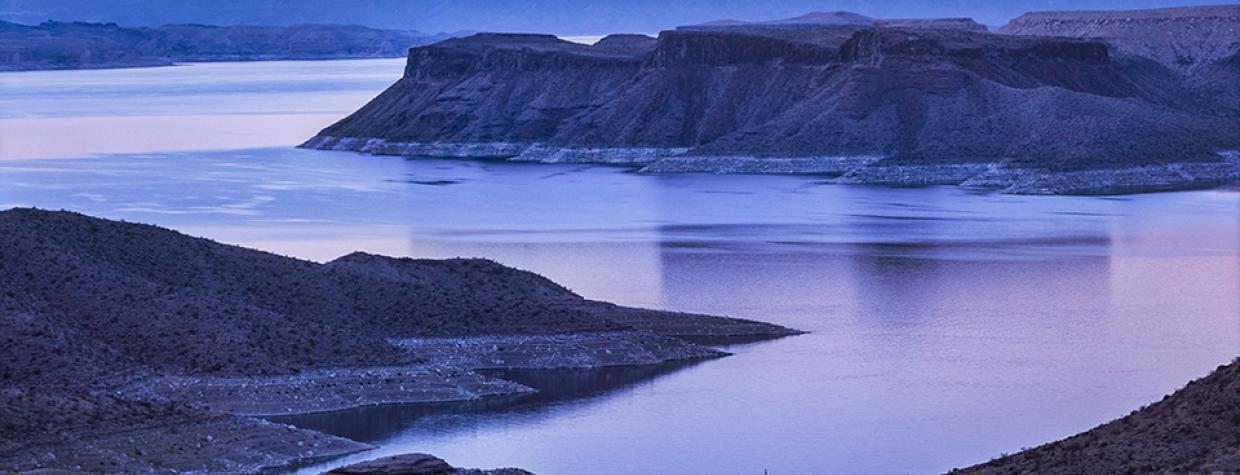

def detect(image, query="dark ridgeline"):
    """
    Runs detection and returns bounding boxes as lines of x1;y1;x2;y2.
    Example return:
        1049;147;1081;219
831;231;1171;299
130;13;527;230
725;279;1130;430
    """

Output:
0;208;797;472
958;358;1240;474
303;5;1240;195
0;20;458;71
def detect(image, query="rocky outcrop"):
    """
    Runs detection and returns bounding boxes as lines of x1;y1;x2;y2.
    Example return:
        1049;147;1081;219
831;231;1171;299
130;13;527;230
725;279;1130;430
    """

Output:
0;20;455;71
303;12;1240;194
999;5;1240;72
958;357;1240;474
327;453;532;475
0;208;799;472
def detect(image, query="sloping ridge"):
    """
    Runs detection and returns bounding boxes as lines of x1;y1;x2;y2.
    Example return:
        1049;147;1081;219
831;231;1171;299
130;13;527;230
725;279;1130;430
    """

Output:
959;358;1240;474
0;208;797;470
0;207;794;378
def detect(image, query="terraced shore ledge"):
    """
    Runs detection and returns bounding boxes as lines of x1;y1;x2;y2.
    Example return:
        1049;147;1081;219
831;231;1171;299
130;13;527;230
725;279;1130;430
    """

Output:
0;208;800;473
304;137;1240;195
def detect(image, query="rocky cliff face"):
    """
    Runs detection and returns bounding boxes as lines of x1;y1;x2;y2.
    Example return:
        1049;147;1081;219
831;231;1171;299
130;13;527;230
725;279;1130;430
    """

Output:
304;8;1240;195
1000;5;1240;71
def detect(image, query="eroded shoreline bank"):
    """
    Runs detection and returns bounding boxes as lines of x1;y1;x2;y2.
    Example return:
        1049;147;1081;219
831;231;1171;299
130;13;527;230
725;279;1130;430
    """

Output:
301;137;1240;196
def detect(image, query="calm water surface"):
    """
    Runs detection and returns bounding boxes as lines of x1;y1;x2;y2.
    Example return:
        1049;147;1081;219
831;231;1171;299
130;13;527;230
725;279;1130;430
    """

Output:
2;61;1237;475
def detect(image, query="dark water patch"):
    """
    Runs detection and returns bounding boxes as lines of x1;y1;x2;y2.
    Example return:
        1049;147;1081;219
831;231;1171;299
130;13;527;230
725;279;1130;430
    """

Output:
660;240;722;249
1049;211;1124;217
697;190;756;195
539;166;594;179
381;176;464;186
266;395;522;444
677;334;802;346
267;362;700;444
848;213;956;221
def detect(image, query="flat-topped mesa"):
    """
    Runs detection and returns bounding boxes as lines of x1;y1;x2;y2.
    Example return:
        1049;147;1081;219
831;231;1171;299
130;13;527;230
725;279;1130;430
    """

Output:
304;13;1240;195
999;4;1240;71
837;28;1129;96
840;28;1111;64
678;11;988;33
678;11;875;31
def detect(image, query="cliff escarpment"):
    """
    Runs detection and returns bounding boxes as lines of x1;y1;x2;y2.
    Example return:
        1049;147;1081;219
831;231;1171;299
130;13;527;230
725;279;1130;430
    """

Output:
304;8;1240;195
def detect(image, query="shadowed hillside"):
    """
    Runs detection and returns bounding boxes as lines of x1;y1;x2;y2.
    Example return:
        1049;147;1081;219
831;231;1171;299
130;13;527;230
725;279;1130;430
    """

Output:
958;358;1240;474
0;208;797;471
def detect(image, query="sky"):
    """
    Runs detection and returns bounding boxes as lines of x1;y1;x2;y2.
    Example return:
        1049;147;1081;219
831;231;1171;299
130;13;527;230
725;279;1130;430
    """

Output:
1;0;1236;35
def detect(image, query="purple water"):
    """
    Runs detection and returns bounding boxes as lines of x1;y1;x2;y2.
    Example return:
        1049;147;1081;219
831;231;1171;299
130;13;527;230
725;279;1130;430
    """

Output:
2;60;1237;474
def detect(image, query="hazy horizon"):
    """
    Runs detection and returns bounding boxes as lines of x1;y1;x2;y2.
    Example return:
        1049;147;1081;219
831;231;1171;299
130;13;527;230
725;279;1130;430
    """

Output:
1;0;1236;35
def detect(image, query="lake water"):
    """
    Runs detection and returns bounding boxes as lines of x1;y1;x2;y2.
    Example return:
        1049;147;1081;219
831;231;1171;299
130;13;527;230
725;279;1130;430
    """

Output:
2;60;1238;475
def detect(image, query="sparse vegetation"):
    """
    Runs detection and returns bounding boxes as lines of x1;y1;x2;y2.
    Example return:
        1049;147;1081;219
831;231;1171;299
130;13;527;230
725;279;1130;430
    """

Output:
0;208;796;470
960;359;1240;474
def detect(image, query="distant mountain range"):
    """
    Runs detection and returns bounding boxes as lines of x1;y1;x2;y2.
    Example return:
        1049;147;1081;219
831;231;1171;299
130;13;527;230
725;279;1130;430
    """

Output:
0;21;463;71
678;11;988;32
303;4;1240;195
2;0;1237;35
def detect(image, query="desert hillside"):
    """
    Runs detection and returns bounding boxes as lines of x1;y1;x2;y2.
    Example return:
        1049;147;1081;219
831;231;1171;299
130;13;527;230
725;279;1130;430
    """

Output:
0;208;797;472
958;358;1240;474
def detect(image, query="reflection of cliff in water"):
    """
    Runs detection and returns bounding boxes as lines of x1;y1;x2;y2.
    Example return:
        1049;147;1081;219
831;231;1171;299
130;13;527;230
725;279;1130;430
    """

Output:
267;361;699;443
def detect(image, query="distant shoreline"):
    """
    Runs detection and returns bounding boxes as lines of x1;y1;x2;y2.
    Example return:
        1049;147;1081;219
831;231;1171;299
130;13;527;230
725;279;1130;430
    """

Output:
0;55;407;73
0;20;461;72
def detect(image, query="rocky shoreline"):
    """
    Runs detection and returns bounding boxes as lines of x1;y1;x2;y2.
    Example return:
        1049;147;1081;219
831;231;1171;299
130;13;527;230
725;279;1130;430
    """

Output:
303;136;1240;195
3;417;373;473
0;208;801;473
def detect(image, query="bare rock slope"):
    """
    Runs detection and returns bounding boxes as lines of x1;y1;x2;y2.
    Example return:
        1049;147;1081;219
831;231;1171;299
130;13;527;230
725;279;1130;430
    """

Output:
304;7;1240;195
958;358;1240;474
0;208;797;472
